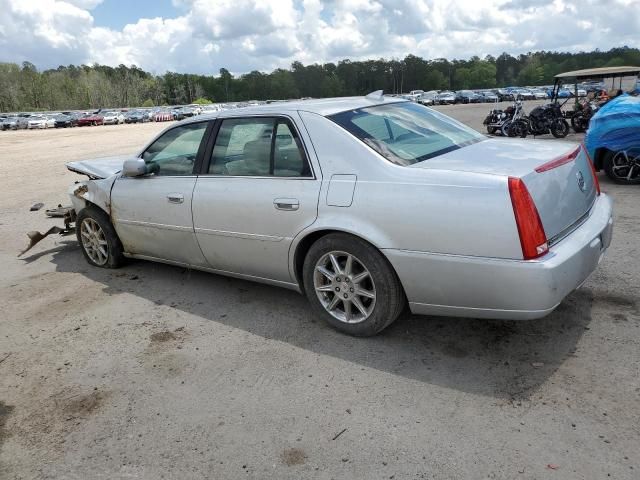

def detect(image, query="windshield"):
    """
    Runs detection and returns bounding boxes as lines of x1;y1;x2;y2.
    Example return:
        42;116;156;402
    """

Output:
329;102;485;166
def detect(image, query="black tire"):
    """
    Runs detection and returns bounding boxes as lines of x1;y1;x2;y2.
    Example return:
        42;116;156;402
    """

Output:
487;126;496;134
510;120;528;138
603;150;640;184
76;206;125;268
551;119;569;138
302;233;405;336
500;120;512;137
570;115;584;133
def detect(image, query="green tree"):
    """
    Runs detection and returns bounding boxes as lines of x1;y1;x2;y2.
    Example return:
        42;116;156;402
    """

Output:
141;98;155;107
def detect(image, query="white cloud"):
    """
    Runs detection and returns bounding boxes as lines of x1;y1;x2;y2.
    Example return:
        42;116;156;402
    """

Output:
0;0;638;74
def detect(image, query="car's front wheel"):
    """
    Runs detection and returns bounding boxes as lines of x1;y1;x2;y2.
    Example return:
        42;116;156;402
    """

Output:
302;233;405;336
76;207;125;268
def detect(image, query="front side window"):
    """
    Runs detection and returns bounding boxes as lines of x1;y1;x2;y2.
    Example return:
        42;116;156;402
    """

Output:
329;102;485;166
142;122;207;176
208;117;311;177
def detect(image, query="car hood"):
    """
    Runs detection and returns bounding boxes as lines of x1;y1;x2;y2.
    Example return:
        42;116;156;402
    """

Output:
66;155;132;179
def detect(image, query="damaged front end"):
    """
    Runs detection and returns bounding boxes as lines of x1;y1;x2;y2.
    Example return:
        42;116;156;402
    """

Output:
19;156;123;257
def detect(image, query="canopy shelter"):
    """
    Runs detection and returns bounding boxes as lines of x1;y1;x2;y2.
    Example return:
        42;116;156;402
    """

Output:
552;66;640;104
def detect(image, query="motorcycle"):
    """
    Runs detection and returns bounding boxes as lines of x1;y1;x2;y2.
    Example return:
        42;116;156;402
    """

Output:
524;99;570;138
483;97;525;136
567;98;600;133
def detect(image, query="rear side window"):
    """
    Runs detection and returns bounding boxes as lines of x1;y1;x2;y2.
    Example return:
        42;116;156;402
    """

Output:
329;102;485;166
208;117;311;177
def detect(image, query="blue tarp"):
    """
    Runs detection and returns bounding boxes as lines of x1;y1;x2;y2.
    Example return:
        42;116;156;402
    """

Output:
585;94;640;160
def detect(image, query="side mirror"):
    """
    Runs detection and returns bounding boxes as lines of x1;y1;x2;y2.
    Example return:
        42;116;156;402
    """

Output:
122;158;148;177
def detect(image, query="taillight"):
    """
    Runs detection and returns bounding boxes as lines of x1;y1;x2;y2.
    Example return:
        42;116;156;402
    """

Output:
535;145;580;172
581;143;601;195
508;177;549;260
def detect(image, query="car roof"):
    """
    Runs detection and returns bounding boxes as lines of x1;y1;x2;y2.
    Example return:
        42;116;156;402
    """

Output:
182;95;408;123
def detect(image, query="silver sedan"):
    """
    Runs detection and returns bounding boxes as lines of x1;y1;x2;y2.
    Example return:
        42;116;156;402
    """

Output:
66;95;613;336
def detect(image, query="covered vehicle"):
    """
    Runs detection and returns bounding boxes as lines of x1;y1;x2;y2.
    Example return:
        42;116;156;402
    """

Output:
54;94;612;337
586;94;640;184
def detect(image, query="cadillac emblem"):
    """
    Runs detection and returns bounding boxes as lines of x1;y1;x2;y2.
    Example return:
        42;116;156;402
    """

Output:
576;171;586;192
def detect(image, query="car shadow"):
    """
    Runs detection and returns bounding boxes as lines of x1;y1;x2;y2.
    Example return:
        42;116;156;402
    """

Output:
39;241;592;402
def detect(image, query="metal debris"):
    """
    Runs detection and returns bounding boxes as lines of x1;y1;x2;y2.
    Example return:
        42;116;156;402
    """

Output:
19;207;77;257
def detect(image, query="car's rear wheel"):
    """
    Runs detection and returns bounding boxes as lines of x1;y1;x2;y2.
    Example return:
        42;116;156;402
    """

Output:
603;149;640;184
76;207;125;268
302;233;405;336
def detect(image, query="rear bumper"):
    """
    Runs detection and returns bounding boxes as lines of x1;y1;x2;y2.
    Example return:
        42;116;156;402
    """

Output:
385;194;613;320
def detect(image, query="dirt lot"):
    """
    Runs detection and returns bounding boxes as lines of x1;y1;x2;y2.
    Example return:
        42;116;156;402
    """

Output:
1;105;639;480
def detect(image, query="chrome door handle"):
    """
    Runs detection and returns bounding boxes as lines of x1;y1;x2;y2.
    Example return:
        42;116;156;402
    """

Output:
167;193;184;204
274;198;299;211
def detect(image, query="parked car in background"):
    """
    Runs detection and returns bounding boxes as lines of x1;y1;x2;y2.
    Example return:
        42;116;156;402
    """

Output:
153;110;174;122
479;91;499;103
495;89;513;101
54;113;80;128
102;111;125;125
530;88;548;99
27;115;55;129
1;116;28;130
124;110;148;123
436;91;456;104
516;89;536;100
77;113;104;126
455;90;482;104
64;95;612;337
418;90;438;105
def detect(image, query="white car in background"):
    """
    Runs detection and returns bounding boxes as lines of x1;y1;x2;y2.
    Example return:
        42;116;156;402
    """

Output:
530;89;548;99
27;115;55;129
102;111;125;125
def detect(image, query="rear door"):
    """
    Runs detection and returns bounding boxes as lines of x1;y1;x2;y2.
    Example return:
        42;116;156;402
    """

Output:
110;121;212;266
192;114;321;284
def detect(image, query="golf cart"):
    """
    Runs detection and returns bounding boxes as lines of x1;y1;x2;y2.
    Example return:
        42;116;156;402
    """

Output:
552;66;640;133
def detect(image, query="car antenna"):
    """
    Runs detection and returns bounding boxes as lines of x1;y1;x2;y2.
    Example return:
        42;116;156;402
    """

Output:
365;90;384;101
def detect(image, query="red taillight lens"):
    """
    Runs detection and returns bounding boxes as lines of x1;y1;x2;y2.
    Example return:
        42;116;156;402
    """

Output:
508;177;548;260
581;143;601;195
535;145;580;172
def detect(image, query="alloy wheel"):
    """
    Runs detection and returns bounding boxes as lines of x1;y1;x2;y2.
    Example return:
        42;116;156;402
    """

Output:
313;251;376;324
611;149;640;181
80;218;109;265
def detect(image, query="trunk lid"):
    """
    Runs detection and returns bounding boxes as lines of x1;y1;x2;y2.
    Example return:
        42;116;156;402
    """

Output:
410;138;598;241
66;155;132;179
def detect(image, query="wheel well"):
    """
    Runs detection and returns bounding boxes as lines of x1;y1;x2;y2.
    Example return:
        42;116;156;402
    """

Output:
293;229;405;297
594;147;611;171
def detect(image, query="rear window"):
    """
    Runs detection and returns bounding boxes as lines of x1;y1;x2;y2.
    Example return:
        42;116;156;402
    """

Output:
329;102;485;166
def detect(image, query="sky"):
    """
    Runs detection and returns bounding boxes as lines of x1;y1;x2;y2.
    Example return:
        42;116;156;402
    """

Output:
0;0;638;75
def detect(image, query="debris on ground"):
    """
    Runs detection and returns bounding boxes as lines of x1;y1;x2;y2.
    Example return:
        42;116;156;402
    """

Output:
30;202;44;211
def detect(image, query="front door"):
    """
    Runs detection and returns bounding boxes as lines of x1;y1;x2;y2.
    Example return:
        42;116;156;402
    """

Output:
192;115;321;283
111;121;210;266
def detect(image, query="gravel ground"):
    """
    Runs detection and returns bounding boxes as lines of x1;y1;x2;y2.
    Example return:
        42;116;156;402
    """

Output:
0;104;638;480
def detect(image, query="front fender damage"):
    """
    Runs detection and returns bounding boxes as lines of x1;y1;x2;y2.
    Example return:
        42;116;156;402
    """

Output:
18;176;115;257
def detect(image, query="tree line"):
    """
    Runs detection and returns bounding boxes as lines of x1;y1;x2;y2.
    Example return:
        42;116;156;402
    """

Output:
1;47;638;112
